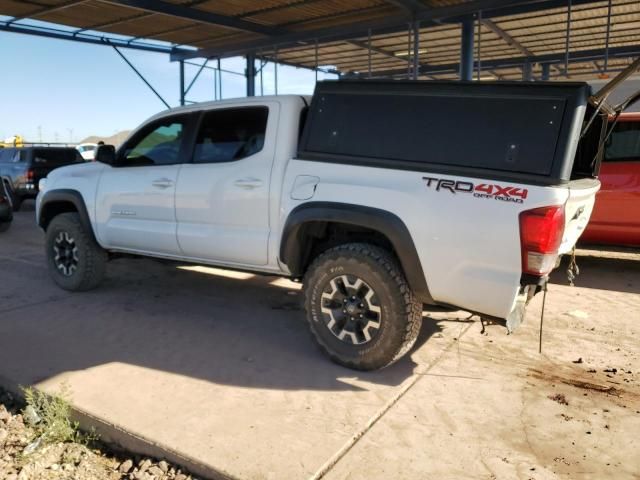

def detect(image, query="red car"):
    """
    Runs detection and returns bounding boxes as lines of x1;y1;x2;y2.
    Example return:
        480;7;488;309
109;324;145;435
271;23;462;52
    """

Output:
581;112;640;246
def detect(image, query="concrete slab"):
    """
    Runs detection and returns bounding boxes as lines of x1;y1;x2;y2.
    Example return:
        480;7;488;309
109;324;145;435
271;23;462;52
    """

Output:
0;211;456;480
1;209;639;480
323;252;640;480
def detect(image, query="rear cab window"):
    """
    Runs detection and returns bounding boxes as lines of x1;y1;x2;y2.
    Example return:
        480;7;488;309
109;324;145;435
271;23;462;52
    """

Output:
32;148;83;166
604;120;640;162
193;106;268;163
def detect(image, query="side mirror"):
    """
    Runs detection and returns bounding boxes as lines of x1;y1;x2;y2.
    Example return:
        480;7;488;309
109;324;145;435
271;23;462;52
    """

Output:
95;144;117;165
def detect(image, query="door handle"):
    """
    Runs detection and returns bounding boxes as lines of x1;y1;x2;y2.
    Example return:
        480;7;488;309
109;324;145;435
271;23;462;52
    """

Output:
234;178;263;189
152;178;173;189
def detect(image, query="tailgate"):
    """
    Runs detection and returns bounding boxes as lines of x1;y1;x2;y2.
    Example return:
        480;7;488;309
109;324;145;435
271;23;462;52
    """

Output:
28;164;58;189
559;178;600;254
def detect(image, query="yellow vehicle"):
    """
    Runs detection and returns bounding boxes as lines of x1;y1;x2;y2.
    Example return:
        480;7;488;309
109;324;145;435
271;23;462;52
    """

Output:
1;135;24;148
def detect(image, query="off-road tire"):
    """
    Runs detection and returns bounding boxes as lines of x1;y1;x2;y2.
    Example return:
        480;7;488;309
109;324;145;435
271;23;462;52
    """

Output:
45;212;107;291
3;183;21;212
303;243;422;370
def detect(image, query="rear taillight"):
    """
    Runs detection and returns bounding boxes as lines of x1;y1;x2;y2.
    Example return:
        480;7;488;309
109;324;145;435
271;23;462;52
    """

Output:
26;169;35;181
519;205;565;276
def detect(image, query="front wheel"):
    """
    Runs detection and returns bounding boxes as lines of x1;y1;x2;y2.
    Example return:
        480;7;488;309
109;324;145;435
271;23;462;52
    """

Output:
45;212;107;291
303;243;422;371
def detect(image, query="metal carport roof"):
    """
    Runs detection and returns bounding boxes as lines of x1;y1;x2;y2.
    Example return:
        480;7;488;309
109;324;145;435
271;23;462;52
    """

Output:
1;0;639;82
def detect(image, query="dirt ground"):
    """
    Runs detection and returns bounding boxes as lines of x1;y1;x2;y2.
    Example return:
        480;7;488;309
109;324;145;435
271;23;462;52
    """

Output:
0;387;195;480
0;204;639;480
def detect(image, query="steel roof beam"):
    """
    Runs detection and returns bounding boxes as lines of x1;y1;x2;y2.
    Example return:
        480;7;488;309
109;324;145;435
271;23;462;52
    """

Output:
125;0;323;43
445;0;605;23
78;11;149;32
345;37;436;74
480;19;533;57
256;54;339;75
238;0;325;19
354;45;640;77
8;0;90;24
384;0;429;14
171;0;606;61
99;0;283;36
76;0;210;35
0;20;189;55
279;30;640;70
346;39;404;61
480;18;565;77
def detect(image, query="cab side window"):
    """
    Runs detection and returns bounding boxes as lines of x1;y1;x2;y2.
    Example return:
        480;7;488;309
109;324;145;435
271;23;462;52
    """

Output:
193;107;268;164
121;116;187;167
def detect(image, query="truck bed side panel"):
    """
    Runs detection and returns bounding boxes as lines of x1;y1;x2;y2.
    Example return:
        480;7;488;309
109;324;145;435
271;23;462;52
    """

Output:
279;160;569;319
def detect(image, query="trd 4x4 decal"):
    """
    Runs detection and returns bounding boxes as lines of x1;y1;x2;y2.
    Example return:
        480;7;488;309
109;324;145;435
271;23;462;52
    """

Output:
422;177;528;204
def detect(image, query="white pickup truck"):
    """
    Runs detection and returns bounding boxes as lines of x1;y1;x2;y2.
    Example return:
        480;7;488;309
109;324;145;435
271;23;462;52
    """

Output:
36;79;614;370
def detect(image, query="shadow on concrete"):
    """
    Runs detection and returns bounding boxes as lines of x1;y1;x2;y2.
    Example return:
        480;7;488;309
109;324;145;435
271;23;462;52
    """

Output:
550;252;639;294
0;224;443;393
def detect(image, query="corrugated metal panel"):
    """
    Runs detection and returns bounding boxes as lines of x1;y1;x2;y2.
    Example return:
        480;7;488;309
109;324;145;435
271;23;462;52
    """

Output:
0;0;639;81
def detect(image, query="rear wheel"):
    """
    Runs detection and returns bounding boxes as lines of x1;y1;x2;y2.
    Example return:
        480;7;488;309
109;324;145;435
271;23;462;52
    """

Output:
3;183;21;212
303;243;422;370
45;212;107;291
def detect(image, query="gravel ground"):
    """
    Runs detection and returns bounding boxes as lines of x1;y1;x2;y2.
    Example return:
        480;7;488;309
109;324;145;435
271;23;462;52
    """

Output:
0;388;195;480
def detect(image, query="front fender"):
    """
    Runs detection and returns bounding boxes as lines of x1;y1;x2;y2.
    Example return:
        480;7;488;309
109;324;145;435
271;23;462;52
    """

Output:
37;189;95;241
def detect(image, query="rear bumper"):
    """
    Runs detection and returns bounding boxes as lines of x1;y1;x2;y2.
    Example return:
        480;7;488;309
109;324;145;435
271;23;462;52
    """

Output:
520;273;548;288
15;183;38;197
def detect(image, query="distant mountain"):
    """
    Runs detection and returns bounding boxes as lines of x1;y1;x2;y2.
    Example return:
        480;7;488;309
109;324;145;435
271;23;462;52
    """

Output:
79;130;131;147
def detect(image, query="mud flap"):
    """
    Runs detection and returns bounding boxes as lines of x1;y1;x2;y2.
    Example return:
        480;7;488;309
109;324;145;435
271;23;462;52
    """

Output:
506;285;535;333
506;296;527;333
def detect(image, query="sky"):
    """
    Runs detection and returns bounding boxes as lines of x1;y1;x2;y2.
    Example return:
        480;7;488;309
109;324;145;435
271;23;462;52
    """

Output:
0;27;336;143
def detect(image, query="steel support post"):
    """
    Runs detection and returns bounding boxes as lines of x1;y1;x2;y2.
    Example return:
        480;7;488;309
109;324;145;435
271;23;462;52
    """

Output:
522;60;533;80
213;67;217;100
246;53;256;97
564;0;572;76
541;63;550;80
179;59;185;106
217;58;222;100
315;39;319;83
460;17;474;81
413;20;420;80
407;23;411;79
476;11;482;80
274;47;278;95
604;0;612;72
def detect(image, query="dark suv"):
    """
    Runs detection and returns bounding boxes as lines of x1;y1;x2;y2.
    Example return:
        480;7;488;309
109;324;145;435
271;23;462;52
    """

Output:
0;147;83;211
